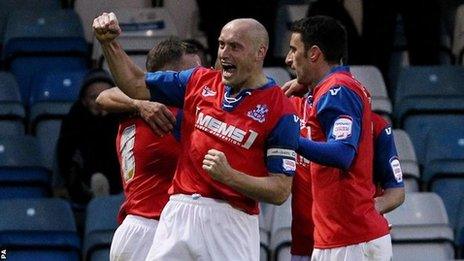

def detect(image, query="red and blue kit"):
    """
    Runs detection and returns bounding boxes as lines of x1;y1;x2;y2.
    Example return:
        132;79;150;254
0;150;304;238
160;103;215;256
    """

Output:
146;67;300;215
115;109;181;223
372;113;404;197
290;96;314;256
308;66;390;248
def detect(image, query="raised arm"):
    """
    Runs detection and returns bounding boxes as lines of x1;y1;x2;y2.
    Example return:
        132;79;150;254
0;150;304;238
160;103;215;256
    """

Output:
93;12;149;100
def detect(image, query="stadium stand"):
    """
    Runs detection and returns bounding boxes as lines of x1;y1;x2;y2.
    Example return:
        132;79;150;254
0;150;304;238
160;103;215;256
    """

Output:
0;135;50;199
2;9;88;105
385;192;455;261
83;194;124;261
92;7;178;67
350;65;392;116
269;196;292;261
0;198;80;260
263;67;292;86
0;72;25;135
392;129;420;192
422;125;464;235
274;4;308;59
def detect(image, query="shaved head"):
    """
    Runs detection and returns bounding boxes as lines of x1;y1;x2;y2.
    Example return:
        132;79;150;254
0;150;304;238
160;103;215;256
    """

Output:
222;18;269;51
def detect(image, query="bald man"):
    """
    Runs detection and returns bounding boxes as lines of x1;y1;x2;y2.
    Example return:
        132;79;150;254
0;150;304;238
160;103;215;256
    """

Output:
93;13;300;260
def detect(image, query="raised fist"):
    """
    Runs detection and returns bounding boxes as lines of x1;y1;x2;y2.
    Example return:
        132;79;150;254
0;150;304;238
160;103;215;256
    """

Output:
92;12;121;43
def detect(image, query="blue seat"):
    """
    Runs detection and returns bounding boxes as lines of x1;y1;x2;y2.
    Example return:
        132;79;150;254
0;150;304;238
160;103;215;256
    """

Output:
84;194;124;261
403;114;464;167
0;198;80;261
422;126;464;234
0;0;60;45
2;9;88;104
394;66;464;127
0;135;50;199
0;72;25;135
30;69;87;131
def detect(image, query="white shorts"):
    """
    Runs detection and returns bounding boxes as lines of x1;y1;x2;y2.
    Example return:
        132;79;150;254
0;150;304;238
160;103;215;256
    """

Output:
110;214;159;261
311;234;392;261
145;194;260;261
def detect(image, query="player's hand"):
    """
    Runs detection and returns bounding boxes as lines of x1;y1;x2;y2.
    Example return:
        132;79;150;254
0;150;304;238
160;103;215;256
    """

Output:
281;78;308;97
93;12;121;43
202;149;234;184
135;100;176;136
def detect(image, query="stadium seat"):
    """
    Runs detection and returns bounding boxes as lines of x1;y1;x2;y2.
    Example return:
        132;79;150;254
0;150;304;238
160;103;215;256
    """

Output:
74;0;151;43
0;72;25;135
92;8;178;63
2;9;88;104
35;120;62;173
456;198;464;255
83;194;124;261
422;126;464;232
385;192;455;261
29;69;87;132
394;66;464;127
263;67;291;86
343;0;362;35
392;129;420;192
0;135;50;199
259;202;274;261
274;4;308;58
350;65;392;116
164;0;206;42
403;114;464;167
0;198;80;261
0;0;61;45
269;196;292;261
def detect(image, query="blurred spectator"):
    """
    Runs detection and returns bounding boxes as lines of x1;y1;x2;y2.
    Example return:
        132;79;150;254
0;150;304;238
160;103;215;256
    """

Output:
362;0;441;82
306;0;366;65
57;69;121;204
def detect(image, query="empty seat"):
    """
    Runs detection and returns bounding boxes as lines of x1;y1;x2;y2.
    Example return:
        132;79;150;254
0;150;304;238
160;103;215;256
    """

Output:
29;69;87;131
394;66;464;127
3;9;88;104
422;126;464;231
0;135;50;198
392;129;420;192
263;67;291;86
269;196;292;261
92;8;178;63
404;114;464;167
0;198;80;260
385;192;455;261
74;0;151;43
83;194;124;261
350;65;392;115
0;72;25;135
0;0;60;44
274;4;309;58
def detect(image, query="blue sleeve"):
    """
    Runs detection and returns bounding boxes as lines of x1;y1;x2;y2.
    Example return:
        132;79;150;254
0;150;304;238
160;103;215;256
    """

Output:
172;110;183;142
145;68;195;108
266;114;300;176
297;137;356;170
374;126;405;189
316;86;363;151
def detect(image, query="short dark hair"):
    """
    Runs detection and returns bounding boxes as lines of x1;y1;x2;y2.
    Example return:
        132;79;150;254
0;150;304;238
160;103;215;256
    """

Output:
290;16;347;64
146;37;188;72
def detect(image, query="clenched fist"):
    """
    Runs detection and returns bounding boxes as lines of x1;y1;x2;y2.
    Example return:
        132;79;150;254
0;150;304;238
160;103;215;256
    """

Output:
92;12;121;43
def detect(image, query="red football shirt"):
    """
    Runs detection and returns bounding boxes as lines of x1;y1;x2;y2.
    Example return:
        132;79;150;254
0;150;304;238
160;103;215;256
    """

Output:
115;111;180;223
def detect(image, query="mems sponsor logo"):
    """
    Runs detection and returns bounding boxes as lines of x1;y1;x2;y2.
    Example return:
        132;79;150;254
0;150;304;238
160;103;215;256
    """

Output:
195;111;258;149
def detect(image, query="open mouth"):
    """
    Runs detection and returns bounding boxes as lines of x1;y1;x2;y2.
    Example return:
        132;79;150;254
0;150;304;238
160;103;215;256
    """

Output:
221;62;237;78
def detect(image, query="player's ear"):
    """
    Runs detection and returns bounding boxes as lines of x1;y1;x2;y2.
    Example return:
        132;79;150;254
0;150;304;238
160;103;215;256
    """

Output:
308;45;321;62
257;44;267;61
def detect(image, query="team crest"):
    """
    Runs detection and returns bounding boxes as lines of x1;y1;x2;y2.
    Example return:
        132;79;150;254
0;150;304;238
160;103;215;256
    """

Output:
201;86;216;97
247;104;269;123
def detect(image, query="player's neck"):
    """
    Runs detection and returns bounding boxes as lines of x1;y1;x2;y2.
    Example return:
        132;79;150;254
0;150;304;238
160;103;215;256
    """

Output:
229;73;267;96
